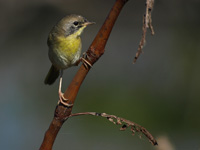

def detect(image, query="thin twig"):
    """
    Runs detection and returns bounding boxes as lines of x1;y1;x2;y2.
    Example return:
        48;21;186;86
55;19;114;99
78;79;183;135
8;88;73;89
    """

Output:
69;112;158;146
133;0;155;63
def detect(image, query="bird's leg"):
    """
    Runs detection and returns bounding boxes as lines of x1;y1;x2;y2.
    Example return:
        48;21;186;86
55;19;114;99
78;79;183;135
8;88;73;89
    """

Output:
58;70;73;107
76;52;92;69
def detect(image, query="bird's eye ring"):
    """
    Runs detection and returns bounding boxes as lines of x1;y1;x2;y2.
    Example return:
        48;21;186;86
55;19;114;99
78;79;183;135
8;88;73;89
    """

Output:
73;21;79;26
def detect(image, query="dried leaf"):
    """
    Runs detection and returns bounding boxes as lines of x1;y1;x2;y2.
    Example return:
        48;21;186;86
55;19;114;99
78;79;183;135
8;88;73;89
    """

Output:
117;118;122;125
108;117;115;124
120;124;128;131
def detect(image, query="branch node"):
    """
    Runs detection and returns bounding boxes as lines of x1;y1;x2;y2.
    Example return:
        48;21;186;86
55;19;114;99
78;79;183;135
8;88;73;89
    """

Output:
96;112;102;116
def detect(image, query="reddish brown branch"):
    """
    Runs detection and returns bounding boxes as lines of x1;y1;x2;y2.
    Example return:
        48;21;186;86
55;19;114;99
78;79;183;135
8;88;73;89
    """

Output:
133;0;155;63
40;0;129;149
69;112;158;146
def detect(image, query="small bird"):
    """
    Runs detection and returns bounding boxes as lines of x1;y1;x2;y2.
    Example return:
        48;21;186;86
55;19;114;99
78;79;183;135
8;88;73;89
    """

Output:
44;14;94;106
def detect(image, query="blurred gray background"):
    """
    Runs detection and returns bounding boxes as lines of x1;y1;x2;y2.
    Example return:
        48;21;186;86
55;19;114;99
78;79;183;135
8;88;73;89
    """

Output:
0;0;200;150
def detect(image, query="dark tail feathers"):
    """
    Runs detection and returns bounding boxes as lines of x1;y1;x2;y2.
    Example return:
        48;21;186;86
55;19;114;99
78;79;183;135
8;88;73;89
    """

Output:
44;65;59;85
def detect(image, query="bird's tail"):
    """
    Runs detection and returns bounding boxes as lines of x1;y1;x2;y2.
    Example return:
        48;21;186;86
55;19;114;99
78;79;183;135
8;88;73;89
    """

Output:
44;65;60;85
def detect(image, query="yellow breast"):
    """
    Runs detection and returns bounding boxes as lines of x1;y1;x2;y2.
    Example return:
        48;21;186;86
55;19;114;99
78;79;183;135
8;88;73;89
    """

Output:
48;26;86;69
49;35;81;69
57;35;81;56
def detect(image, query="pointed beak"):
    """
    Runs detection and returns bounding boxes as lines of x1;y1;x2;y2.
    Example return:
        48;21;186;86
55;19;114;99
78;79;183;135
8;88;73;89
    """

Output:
82;21;95;26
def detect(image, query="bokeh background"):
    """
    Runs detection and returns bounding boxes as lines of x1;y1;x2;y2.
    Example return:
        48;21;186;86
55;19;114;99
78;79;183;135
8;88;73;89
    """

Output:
0;0;200;149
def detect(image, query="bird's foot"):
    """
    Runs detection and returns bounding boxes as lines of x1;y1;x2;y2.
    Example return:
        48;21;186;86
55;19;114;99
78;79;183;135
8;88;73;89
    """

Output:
75;53;92;69
80;52;92;69
80;57;92;69
58;91;73;107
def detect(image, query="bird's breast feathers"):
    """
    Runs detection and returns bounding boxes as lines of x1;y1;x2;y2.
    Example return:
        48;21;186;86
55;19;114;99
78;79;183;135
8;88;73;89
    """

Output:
48;33;82;69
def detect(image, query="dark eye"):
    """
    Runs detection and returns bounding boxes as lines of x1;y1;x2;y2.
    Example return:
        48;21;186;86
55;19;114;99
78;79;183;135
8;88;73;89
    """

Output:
73;21;79;26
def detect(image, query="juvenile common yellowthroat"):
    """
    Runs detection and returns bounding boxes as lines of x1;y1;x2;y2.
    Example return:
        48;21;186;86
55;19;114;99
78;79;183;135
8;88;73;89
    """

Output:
44;14;94;106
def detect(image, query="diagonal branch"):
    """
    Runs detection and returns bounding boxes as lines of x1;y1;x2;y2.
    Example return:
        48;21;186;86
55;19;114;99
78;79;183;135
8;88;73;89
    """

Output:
40;0;129;150
133;0;155;63
69;112;158;146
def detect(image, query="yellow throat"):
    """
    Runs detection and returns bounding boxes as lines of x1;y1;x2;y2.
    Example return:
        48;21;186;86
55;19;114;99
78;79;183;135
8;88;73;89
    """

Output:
56;26;86;56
